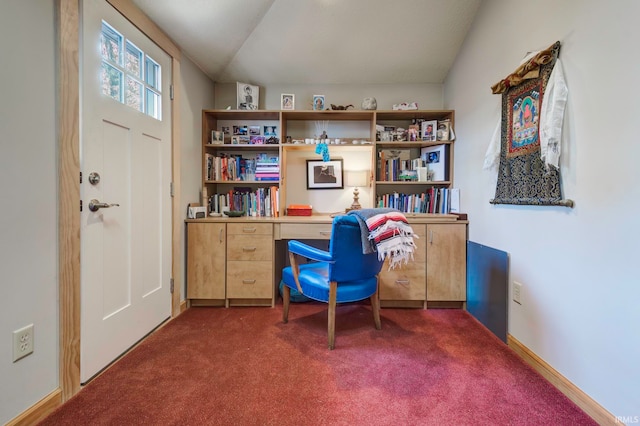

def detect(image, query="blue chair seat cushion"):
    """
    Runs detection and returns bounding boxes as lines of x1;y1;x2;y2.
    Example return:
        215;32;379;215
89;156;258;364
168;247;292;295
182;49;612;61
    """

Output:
282;263;378;304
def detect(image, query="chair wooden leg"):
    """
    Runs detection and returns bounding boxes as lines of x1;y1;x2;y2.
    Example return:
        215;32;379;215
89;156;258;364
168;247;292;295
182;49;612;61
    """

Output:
328;281;337;350
370;289;381;330
282;285;290;323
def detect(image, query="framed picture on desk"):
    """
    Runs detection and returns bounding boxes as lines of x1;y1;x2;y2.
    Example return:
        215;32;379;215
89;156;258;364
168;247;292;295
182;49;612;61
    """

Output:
306;159;343;189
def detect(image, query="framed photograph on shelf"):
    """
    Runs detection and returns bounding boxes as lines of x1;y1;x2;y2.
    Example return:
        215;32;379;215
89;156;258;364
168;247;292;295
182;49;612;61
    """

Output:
313;95;325;111
264;125;277;137
420;144;449;181
211;130;224;144
237;82;259;110
437;120;451;141
231;136;240;145
421;120;437;141
281;94;295;110
233;125;247;135
306;159;343;189
249;126;261;136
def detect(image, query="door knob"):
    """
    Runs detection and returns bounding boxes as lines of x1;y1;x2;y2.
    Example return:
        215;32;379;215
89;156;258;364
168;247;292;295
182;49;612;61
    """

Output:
88;199;120;212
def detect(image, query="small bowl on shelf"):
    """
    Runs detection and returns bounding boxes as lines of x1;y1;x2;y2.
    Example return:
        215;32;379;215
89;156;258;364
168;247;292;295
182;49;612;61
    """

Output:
223;210;245;217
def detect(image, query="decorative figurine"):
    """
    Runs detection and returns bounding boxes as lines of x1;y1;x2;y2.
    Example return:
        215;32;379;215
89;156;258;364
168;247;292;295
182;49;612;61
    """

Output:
361;97;377;110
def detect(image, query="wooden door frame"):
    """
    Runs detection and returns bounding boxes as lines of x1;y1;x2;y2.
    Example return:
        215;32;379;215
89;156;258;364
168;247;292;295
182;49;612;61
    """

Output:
58;0;183;401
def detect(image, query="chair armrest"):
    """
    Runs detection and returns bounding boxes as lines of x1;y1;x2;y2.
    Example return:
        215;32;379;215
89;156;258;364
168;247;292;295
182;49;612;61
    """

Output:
288;240;334;263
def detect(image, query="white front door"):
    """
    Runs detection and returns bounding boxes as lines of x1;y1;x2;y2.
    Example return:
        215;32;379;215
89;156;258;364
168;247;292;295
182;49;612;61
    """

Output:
80;0;172;383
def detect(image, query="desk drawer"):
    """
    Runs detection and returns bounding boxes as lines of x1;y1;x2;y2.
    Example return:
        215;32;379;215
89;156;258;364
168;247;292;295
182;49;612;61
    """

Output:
227;235;272;261
227;261;273;298
279;223;332;240
379;261;426;301
227;223;273;236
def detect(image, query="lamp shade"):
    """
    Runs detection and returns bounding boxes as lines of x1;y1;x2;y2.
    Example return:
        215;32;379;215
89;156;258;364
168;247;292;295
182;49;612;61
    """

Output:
345;170;368;187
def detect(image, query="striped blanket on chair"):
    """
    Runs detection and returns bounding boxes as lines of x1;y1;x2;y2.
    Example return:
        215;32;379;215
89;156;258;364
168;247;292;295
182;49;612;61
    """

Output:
348;208;418;269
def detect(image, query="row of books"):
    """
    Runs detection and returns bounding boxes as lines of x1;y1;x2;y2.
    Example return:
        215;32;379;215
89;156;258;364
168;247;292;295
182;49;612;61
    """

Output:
208;186;279;217
376;187;459;214
205;153;280;182
378;154;423;182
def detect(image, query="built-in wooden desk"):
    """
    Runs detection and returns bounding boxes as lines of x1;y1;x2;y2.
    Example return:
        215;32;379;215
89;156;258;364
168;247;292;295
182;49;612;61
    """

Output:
186;214;467;308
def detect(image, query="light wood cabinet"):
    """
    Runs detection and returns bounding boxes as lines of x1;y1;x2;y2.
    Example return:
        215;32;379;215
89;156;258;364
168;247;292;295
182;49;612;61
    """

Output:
426;223;467;302
225;222;274;306
379;224;426;303
187;223;225;303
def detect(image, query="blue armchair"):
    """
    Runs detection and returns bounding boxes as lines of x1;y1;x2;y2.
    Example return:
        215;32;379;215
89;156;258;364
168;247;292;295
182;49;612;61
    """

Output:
281;214;384;349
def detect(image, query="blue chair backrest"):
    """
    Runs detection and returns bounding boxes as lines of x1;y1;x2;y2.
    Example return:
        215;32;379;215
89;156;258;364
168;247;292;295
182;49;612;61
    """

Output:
328;215;384;282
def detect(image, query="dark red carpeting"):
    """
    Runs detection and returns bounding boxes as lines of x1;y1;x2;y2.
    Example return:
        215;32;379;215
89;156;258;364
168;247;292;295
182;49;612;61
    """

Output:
40;304;596;425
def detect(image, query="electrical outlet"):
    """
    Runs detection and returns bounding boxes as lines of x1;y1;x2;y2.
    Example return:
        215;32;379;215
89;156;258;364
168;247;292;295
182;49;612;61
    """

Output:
513;281;523;305
13;324;34;362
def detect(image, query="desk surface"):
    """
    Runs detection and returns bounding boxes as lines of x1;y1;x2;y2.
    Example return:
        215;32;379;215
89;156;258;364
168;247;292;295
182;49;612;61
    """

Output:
186;213;466;225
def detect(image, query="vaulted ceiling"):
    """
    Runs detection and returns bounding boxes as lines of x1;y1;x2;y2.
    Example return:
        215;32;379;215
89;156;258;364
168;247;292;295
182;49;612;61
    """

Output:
130;0;482;86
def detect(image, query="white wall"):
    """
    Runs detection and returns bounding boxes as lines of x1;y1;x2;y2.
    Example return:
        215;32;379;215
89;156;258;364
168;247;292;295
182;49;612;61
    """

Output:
0;1;58;422
214;82;443;111
0;1;215;422
179;56;216;298
445;0;640;418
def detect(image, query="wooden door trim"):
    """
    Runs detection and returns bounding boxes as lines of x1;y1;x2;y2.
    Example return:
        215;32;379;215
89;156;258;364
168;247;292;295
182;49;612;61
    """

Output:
58;0;183;403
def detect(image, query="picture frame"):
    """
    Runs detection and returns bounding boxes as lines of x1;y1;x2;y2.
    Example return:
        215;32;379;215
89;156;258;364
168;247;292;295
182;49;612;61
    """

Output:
421;120;437;141
306;159;343;189
237;82;259;110
231;136;240;145
233;125;247;136
263;125;277;137
211;130;224;144
281;94;294;110
437;120;451;141
249;126;261;136
313;95;325;111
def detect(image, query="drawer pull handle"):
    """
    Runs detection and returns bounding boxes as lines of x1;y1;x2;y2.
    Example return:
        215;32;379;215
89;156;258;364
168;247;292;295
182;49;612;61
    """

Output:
319;231;331;235
395;279;410;285
243;227;257;233
242;279;256;284
242;247;257;252
219;229;223;243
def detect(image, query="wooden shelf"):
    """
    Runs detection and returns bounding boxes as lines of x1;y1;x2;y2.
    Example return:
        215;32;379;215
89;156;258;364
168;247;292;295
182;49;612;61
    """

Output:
376;181;451;186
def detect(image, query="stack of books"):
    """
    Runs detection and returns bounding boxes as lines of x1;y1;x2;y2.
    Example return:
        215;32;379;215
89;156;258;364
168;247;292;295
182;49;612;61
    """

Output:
255;153;279;181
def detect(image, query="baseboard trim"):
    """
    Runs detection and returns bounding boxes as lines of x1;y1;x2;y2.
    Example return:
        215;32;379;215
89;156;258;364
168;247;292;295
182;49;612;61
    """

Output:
6;388;62;426
507;334;617;425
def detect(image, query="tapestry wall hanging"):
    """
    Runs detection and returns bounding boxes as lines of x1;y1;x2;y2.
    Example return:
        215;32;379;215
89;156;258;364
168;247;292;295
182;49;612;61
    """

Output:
489;41;573;207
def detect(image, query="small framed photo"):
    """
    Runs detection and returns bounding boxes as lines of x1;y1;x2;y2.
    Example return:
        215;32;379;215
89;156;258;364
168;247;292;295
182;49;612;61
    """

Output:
408;125;419;141
313;95;325;111
421;120;437;141
306;159;343;190
281;94;295;110
264;125;277;137
221;126;230;135
211;130;224;144
250;136;265;145
233;125;247;136
437;120;451;141
231;136;240;145
237;82;259;110
249;126;261;136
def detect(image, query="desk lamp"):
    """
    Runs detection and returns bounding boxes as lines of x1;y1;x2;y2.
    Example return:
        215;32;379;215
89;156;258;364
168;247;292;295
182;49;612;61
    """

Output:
345;170;368;212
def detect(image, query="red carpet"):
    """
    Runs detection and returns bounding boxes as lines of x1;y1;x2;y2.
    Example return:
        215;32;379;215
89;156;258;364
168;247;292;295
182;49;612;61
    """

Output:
40;304;596;425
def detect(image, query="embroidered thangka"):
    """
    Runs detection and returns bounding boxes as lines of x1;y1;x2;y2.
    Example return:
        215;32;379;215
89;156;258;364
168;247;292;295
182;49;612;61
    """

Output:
490;42;573;207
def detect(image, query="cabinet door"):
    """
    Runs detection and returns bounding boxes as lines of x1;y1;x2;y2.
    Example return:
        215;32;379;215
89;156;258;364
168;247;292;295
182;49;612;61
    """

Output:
187;223;226;299
426;223;466;301
379;224;426;301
